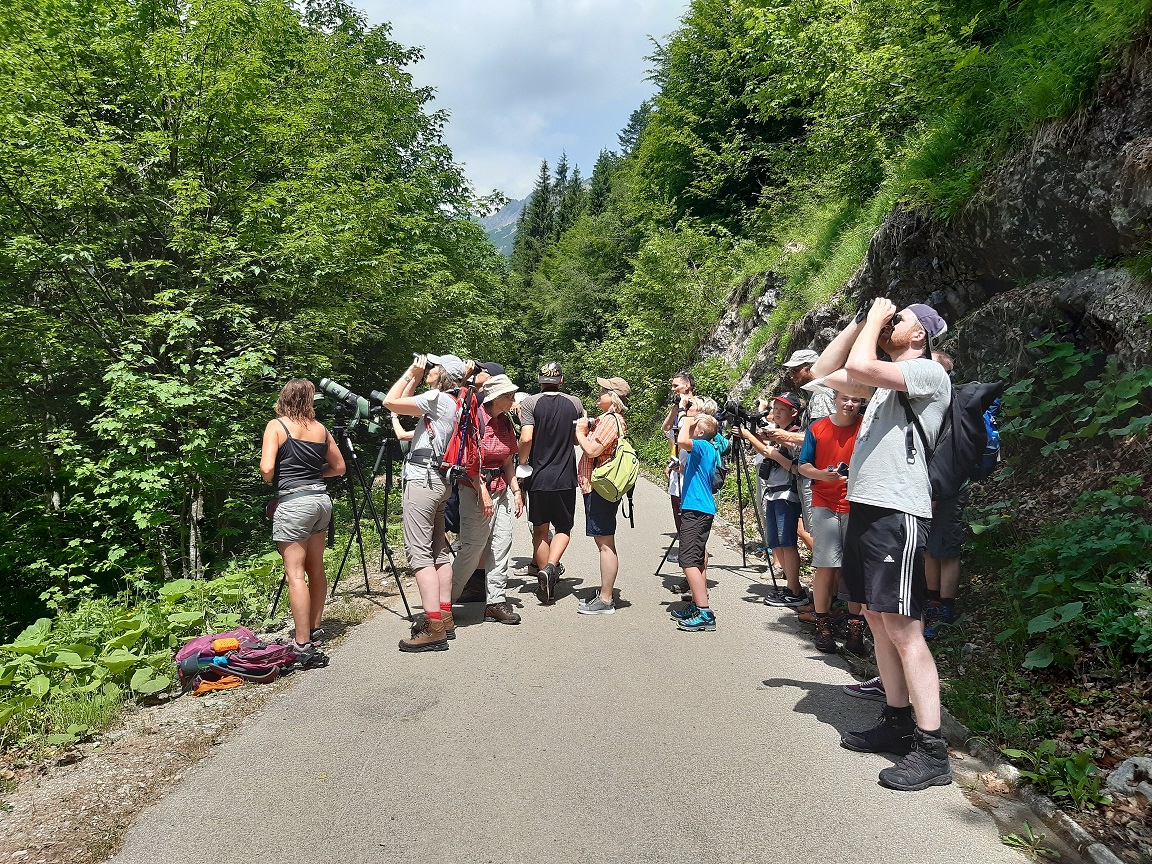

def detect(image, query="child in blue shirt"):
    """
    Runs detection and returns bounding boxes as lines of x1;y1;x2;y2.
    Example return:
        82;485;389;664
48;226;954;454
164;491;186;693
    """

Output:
672;409;721;631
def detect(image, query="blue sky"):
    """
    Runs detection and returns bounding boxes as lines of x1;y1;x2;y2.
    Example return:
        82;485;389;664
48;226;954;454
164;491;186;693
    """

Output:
357;1;689;199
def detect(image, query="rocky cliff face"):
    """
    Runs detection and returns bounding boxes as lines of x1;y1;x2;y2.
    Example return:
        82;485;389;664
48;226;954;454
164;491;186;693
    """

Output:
714;38;1152;396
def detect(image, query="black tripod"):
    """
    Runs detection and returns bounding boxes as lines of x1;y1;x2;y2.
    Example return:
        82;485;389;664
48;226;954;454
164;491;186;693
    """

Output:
728;428;779;590
269;414;413;621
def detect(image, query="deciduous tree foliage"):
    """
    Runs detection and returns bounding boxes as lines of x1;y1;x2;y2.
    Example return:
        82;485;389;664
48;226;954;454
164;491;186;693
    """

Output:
0;0;504;635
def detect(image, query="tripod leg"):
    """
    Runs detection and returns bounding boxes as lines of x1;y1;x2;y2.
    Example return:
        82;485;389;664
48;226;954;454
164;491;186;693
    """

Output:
738;442;778;589
268;574;287;619
735;439;748;569
655;533;679;576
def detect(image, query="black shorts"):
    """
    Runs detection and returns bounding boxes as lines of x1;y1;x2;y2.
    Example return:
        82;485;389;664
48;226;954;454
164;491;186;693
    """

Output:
841;503;929;619
926;487;970;560
678;509;714;570
528;488;576;534
583;491;620;537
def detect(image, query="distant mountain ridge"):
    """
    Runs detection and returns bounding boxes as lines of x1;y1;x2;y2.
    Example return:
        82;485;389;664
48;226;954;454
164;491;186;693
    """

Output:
479;196;526;257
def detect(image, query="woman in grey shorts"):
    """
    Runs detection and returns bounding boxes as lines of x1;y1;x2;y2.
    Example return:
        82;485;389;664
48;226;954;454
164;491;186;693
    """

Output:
383;353;475;652
260;380;346;659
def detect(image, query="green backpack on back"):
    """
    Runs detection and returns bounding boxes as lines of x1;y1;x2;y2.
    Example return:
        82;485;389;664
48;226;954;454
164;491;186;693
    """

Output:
590;416;639;503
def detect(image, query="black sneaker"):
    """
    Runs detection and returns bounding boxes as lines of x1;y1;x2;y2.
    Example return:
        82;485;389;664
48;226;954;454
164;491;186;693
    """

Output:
840;705;914;755
765;589;808;607
539;563;559;605
879;728;953;791
293;641;330;669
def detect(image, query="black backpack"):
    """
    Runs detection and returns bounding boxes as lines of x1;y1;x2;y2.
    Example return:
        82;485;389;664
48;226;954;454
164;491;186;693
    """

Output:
898;381;1004;500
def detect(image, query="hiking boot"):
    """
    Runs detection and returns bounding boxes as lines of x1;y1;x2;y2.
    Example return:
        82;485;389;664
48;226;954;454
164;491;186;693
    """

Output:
814;615;837;653
840;705;915;755
577;595;615;615
441;608;456;641
923;602;956;639
879;727;953;791
676;607;716;632
483;602;522;625
794;599;815;615
765;589;808;607
843;615;869;656
799;606;847;627
457;569;487;603
670;601;699;620
398;615;449;653
292;641;330;669
843;676;886;702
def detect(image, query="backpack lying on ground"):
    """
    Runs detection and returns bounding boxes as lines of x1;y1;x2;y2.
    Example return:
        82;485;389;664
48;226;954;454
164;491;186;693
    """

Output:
898;380;1004;500
175;627;308;689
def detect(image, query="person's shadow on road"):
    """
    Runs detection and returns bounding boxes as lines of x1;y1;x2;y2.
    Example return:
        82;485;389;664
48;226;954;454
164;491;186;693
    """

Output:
759;676;899;765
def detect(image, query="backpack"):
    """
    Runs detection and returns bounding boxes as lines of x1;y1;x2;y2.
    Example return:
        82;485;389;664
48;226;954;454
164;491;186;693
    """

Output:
175;627;299;689
711;439;730;493
432;386;485;481
975;398;1002;481
898;380;1004;500
590;416;639;503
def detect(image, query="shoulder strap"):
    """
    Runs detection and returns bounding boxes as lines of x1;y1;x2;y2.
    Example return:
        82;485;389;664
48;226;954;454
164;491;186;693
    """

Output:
276;418;293;439
896;391;932;465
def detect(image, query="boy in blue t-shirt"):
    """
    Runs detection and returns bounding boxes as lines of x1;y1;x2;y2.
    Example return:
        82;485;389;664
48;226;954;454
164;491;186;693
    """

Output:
671;408;721;631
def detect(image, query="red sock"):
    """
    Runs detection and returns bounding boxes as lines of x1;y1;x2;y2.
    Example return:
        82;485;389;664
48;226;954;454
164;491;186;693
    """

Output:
427;610;442;621
440;602;451;613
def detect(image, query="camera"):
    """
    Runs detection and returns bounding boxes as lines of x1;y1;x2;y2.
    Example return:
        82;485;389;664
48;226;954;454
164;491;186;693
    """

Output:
720;400;768;430
317;378;387;434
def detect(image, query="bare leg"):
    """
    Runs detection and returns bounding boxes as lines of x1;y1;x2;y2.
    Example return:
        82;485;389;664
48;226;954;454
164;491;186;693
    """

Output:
302;531;328;631
595;535;618;601
412;565;440;614
924;553;941;592
938;558;961;600
864;607;909;708
531;524;550;570
797;517;813;552
880;611;942;729
548;530;571;566
436;560;454;606
812;566;838;613
278;540;311;644
683;565;709;607
774;545;802;595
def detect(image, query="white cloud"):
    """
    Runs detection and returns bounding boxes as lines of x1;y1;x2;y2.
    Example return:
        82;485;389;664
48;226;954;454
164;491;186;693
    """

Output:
359;0;688;198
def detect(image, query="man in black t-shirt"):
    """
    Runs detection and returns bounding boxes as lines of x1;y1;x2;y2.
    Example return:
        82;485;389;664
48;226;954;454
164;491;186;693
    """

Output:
518;362;585;605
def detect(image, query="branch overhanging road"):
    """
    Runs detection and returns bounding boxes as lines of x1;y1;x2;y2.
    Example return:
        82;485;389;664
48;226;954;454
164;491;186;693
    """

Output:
112;476;1021;864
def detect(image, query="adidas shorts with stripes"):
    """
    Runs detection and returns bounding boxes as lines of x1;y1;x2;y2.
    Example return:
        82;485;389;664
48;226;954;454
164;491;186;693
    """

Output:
840;502;929;619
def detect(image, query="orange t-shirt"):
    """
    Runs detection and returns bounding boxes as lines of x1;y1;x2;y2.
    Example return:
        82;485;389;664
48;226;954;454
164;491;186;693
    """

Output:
801;416;861;514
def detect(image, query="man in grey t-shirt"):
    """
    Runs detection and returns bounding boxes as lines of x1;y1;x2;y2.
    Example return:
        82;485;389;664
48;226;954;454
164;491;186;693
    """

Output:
811;298;953;793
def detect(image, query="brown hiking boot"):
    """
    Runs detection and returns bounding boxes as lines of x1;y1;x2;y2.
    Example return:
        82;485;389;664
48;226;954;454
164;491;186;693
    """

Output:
843;615;869;656
441;608;456;640
484;602;522;625
814;615;837;652
398;614;449;653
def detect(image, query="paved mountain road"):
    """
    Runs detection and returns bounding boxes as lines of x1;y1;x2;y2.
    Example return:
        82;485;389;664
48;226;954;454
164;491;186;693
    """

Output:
112;477;1021;864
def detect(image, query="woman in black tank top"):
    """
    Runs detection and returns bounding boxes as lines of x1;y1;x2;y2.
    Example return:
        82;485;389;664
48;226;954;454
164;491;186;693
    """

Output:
260;380;345;659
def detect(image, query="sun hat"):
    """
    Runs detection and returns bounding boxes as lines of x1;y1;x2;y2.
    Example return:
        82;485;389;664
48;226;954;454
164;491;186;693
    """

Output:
596;376;632;403
481;374;517;404
783;349;820;368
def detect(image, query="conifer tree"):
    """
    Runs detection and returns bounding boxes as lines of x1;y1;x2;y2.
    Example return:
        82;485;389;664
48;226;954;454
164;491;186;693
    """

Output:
586;150;617;216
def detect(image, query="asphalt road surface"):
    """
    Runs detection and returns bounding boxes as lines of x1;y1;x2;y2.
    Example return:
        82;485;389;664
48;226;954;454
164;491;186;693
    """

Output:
112;477;1021;864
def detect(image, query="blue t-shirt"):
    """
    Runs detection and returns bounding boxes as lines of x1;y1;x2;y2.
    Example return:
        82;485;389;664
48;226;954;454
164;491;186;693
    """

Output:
680;437;719;515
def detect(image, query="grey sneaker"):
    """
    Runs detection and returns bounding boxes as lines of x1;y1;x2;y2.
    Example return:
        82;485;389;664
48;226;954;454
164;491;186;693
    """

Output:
577;595;615;615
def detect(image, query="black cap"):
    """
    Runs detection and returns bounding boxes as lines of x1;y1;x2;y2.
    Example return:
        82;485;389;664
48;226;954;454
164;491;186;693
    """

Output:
773;391;802;412
480;361;506;377
538;361;563;384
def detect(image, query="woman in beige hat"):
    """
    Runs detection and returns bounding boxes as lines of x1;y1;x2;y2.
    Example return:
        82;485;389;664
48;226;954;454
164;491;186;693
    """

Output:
574;376;631;615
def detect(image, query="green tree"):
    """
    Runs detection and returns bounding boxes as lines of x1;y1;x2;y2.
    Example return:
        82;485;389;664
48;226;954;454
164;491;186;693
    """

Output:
0;0;502;633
